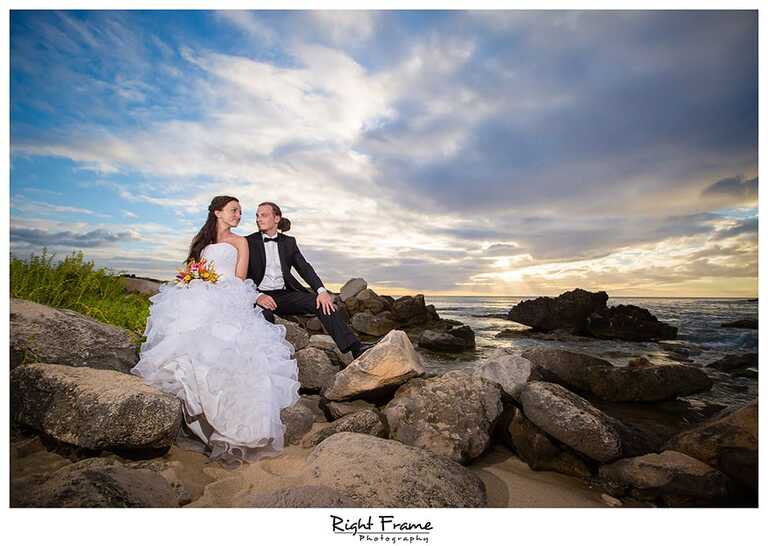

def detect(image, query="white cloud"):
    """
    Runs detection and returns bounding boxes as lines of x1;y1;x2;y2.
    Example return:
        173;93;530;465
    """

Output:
305;11;378;46
10;195;111;218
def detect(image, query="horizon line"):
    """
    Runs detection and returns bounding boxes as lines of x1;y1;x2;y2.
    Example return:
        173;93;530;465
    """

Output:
120;275;757;300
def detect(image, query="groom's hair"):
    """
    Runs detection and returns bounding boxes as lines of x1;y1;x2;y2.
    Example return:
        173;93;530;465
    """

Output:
258;201;291;232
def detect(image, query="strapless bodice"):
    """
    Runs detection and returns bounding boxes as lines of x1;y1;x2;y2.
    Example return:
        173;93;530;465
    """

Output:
200;243;238;280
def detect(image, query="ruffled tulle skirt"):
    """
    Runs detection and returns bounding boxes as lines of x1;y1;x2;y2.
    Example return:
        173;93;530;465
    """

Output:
131;278;300;465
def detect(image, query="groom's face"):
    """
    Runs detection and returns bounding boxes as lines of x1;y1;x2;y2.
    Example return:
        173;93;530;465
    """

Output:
256;205;278;233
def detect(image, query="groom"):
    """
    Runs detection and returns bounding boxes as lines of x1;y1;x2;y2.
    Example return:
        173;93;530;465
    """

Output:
246;201;367;359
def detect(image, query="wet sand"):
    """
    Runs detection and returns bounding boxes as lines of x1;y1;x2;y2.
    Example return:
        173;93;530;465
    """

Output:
469;445;608;507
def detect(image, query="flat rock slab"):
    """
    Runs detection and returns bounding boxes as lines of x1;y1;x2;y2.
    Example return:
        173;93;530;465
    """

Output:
11;363;182;451
10;298;139;373
340;278;367;302
302;432;487;507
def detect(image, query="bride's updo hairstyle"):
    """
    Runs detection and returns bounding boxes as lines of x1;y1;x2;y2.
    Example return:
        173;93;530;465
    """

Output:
187;195;239;262
258;201;291;232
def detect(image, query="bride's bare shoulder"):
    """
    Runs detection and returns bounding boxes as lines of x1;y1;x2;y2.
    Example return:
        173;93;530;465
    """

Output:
228;234;248;249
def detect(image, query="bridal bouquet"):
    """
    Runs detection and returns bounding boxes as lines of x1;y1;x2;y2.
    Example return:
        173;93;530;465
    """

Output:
176;258;219;286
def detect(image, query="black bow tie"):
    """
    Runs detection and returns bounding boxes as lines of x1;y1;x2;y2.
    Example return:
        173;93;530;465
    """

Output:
263;237;278;243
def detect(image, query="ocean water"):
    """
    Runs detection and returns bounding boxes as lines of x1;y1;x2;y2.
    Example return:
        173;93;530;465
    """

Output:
418;296;758;407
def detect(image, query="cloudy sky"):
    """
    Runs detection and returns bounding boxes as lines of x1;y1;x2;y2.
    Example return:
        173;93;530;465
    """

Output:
9;10;758;297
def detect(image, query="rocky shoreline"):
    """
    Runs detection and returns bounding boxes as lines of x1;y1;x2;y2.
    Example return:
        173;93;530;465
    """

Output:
9;282;758;508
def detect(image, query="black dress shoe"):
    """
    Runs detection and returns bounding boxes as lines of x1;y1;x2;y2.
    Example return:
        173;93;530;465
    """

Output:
350;341;376;359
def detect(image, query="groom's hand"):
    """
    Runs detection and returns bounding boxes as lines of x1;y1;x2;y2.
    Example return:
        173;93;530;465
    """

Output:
256;294;277;311
316;292;337;315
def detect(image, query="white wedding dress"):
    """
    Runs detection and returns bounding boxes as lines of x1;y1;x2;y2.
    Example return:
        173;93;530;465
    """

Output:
131;242;300;463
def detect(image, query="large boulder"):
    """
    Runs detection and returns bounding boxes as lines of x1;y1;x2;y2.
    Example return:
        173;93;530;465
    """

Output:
418;325;476;353
417;329;466;352
280;400;317;445
519;381;623;463
588;397;728;454
507;289;677;341
588;363;712;402
343;296;360;314
508;410;593;478
10;457;179;507
295;347;340;392
11;363;182;452
351;311;397;337
392;295;428;325
507;288;608;333
383;370;503;464
340;278;367;302
720;319;758;329
122;458;195;506
598;450;730;507
352;289;392;315
521;348;611;392
309;334;353;367
326;399;378;420
305;317;325;333
302;432;487;507
324;330;424;401
276;318;310;352
296;394;328;423
663;400;757;494
707;353;758;373
302;409;388;448
473;349;534;401
10;298;139;373
521;348;712;402
238;485;362;508
586;304;678;341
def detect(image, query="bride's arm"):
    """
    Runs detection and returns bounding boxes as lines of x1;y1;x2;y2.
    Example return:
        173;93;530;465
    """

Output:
235;237;250;280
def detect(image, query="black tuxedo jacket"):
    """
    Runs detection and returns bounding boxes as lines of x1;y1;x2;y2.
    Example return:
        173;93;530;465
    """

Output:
245;232;324;294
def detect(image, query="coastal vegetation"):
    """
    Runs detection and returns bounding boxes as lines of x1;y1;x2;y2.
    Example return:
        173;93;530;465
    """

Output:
10;250;150;336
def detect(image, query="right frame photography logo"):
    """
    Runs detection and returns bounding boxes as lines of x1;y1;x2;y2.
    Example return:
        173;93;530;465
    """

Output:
329;514;435;543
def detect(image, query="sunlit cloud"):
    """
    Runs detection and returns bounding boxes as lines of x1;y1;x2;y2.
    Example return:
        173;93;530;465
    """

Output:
9;10;757;297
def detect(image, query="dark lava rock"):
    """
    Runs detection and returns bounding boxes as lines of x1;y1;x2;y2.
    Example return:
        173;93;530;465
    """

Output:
586;304;678;341
507;288;608;334
720;319;758;329
707;353;758;372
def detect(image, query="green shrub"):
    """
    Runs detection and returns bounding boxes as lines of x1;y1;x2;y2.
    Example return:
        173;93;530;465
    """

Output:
10;249;151;336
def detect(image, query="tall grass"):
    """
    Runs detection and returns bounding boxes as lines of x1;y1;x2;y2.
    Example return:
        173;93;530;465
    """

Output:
10;249;150;337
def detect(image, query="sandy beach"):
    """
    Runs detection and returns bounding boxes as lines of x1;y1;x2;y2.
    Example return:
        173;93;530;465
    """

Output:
11;422;610;508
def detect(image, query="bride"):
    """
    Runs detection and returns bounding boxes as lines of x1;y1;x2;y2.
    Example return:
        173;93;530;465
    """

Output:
131;195;300;464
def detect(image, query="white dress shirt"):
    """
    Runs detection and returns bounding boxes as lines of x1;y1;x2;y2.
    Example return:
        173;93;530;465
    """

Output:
258;233;326;294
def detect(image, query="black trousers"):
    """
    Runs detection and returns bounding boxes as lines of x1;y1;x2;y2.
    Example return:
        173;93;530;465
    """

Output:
258;289;359;353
